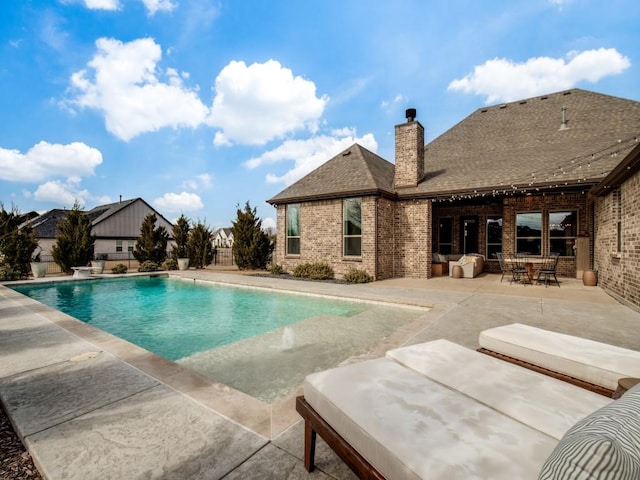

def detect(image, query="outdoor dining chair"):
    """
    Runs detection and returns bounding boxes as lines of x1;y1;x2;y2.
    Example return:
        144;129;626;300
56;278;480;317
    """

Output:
512;253;532;285
536;253;560;287
496;252;514;283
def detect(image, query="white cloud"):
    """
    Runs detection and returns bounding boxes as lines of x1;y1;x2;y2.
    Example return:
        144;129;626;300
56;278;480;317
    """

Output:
381;94;408;113
181;173;213;190
141;0;177;15
79;0;175;14
33;179;90;206
153;192;204;212
84;0;120;10
246;132;377;186
0;141;102;182
262;216;276;232
210;60;329;146
448;48;631;104
69;37;210;141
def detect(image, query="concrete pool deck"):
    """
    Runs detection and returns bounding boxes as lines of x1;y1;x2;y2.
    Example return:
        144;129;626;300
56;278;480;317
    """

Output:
1;270;640;479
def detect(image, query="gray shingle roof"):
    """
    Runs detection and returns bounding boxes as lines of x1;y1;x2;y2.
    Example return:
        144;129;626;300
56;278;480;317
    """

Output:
268;89;640;203
267;144;395;204
410;89;640;197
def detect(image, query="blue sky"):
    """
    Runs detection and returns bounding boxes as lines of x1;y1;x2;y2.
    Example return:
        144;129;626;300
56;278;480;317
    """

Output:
1;0;638;230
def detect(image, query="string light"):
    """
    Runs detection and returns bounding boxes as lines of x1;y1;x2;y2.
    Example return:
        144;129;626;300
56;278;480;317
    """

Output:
428;135;638;202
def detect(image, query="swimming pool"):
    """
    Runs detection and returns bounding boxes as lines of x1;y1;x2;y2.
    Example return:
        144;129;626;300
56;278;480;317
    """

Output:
12;276;369;360
12;276;425;402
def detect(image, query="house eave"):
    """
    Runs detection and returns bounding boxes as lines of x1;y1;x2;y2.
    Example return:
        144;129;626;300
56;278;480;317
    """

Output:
590;141;640;197
267;188;396;206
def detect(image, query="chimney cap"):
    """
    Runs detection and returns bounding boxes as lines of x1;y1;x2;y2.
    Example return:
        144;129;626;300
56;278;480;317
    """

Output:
405;108;417;122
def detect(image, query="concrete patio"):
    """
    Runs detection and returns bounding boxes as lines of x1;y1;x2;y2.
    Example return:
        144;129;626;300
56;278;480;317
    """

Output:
1;271;639;479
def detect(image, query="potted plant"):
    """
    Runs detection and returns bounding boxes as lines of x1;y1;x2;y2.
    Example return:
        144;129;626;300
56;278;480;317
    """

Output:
30;251;48;278
91;253;107;274
177;257;190;270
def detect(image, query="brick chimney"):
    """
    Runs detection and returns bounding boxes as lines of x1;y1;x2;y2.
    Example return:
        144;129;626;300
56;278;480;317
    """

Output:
394;108;424;189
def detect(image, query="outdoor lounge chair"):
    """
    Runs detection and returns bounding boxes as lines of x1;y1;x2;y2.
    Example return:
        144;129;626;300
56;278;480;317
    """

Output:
296;338;640;479
478;323;640;397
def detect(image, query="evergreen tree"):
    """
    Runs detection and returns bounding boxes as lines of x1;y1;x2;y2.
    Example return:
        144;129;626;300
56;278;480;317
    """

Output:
187;221;214;269
231;201;273;270
133;213;169;264
171;214;190;260
0;204;39;279
51;202;95;274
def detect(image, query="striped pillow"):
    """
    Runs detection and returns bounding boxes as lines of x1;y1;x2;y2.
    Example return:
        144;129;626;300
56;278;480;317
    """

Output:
539;383;640;479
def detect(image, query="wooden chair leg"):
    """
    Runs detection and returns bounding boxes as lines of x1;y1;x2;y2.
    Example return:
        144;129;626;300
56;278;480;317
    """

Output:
303;418;317;472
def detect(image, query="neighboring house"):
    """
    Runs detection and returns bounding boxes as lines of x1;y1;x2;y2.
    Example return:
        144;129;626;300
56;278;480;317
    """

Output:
213;228;234;248
26;197;174;258
267;89;640;309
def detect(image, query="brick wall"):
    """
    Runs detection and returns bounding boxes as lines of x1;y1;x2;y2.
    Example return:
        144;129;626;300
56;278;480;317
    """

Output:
595;170;640;311
376;197;395;279
394;120;424;189
273;197;377;279
394;199;431;278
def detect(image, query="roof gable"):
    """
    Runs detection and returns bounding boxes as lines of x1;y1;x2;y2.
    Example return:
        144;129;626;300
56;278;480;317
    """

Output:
267;144;395;204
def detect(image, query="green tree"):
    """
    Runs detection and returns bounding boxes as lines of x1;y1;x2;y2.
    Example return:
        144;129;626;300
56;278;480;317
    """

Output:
0;204;39;279
51;202;95;274
171;214;191;260
133;213;169;264
187;221;214;269
231;201;273;270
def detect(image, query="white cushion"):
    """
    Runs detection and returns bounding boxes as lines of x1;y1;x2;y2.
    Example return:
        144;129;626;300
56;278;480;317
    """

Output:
304;356;558;480
387;339;611;440
479;323;640;391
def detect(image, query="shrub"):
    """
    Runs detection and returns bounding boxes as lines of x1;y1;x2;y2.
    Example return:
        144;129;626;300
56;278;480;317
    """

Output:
133;213;168;265
111;263;128;274
0;204;39;279
138;260;159;272
268;263;284;275
0;265;19;281
292;262;334;280
343;267;373;284
171;214;190;261
51;202;95;274
163;258;178;270
231;201;273;270
188;222;214;269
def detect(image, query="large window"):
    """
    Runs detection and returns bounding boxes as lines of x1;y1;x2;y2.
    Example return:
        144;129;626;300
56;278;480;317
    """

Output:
286;203;300;255
486;216;502;259
438;217;453;254
516;212;542;255
343;197;362;257
549;211;577;256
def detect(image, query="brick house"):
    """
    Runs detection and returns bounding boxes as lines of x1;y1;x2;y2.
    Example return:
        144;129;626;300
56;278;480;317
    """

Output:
267;89;640;305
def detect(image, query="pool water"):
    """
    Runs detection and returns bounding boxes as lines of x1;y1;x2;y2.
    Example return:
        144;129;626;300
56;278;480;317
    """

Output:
12;276;368;361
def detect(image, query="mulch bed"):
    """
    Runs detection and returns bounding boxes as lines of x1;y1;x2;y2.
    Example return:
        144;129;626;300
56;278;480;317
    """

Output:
0;405;42;480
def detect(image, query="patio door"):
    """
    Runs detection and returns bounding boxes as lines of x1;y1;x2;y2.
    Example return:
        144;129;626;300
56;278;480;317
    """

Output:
460;216;478;254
